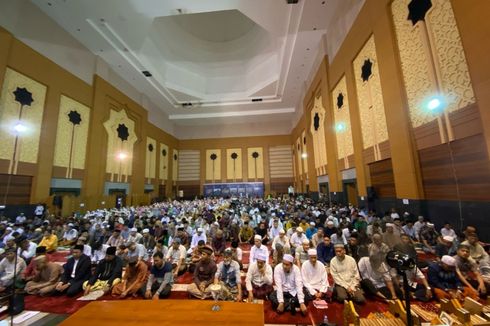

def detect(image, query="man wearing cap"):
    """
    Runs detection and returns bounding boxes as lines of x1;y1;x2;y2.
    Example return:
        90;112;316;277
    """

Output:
382;223;401;248
270;254;307;316
290;227;308;253
250;235;270;264
18;237;37;264
76;236;92;259
54;245;91;296
295;239;310;267
141;229;156;250
272;229;291;254
190;227;207;250
166;238;187;277
428;255;477;300
141;251;173;300
187;246;217;299
301;249;329;301
245;252;273;302
269;219;283;240
214;248;242;301
330;243;365;303
126;227;143;246
83;246;122;295
112;256;148;298
419;222;440;254
59;223;78;246
39;229;58;253
324;220;336;237
25;255;63;296
435;235;455;258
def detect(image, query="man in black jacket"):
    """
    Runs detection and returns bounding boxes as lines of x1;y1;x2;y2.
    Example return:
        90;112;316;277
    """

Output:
83;246;123;295
54;245;91;297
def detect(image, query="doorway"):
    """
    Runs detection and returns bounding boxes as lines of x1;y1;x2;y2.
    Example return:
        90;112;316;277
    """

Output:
343;180;358;206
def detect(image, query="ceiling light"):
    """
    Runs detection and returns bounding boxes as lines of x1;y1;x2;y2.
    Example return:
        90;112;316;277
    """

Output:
252;98;263;102
286;0;299;3
142;71;152;77
301;153;308;158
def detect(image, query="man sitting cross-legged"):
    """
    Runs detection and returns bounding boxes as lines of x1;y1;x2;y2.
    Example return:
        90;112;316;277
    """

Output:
301;249;329;301
25;255;63;296
54;245;91;297
330;243;365;304
83;246;122;295
187;246;217;299
244;252;273;302
111;255;148;298
141;251;174;300
269;254;308;316
213;248;242;301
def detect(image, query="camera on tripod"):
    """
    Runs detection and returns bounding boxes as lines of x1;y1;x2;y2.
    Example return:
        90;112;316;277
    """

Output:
386;250;415;271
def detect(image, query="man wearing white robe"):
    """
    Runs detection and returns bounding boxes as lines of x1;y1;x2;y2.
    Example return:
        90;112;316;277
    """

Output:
249;235;269;264
301;249;329;301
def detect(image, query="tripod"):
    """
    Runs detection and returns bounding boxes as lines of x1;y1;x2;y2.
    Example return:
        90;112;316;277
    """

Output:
397;268;413;326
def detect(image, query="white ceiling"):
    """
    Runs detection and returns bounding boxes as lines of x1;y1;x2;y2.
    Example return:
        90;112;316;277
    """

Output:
15;0;364;139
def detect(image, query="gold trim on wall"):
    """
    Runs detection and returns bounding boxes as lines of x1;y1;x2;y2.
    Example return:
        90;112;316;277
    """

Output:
331;76;354;168
226;148;242;181
309;95;328;175
0;68;47;174
159;143;169;183
205;149;221;182
353;35;388;161
145;137;156;183
247;147;264;180
102;108;138;183
53;95;90;178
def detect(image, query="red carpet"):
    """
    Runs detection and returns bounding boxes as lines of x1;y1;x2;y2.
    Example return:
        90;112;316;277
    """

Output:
23;245;440;324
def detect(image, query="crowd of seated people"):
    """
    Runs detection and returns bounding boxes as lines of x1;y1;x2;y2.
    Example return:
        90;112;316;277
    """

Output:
0;196;489;317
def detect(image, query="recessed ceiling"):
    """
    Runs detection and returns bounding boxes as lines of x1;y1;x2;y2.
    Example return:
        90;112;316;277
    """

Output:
18;0;365;139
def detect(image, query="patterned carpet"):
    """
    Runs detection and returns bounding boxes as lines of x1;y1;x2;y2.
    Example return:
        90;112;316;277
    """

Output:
22;245;427;325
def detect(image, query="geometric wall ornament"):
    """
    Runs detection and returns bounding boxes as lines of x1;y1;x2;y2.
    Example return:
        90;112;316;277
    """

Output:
392;0;475;142
226;148;242;181
159;143;169;183
331;76;354;168
103;108;137;183
145;137;157;183
206;149;221;182
172;149;178;182
309;95;328;175
247;147;264;180
296;136;303;179
353;35;389;160
300;130;308;175
53;95;91;178
0;68;47;174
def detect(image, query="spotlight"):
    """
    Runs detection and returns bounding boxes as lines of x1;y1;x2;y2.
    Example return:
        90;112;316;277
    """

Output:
301;153;307;159
13;123;27;133
425;95;447;112
117;152;128;160
336;123;345;132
